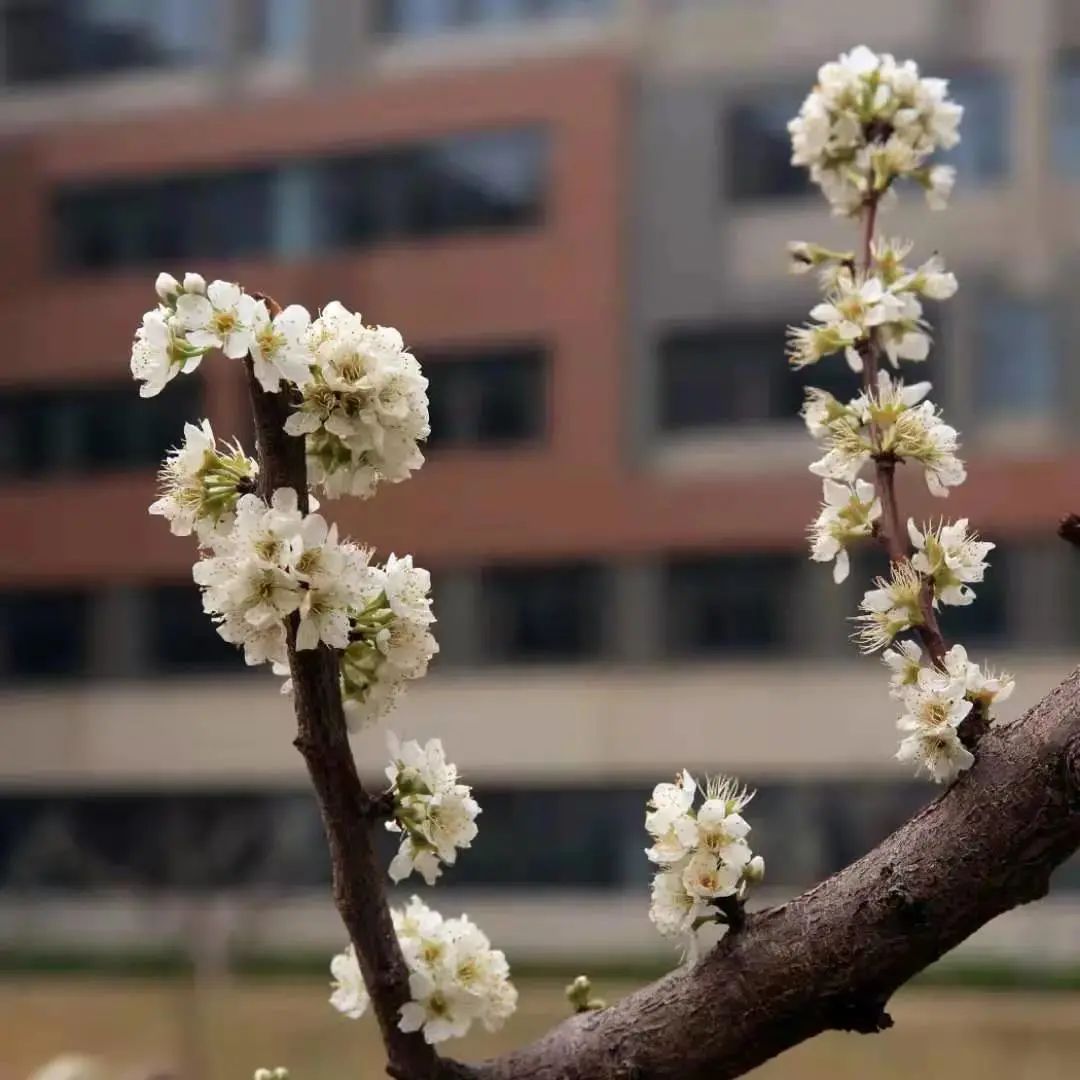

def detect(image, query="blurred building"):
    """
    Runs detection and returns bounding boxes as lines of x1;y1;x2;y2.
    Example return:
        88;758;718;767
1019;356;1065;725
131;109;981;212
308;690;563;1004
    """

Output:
1;0;1079;964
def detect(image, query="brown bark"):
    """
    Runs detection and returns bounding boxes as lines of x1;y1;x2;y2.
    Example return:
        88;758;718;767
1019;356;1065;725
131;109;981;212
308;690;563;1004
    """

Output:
242;343;440;1080
459;668;1080;1080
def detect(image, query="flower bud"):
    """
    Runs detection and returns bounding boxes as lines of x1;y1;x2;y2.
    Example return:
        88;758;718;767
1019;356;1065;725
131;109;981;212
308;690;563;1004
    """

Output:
155;272;180;300
183;272;207;294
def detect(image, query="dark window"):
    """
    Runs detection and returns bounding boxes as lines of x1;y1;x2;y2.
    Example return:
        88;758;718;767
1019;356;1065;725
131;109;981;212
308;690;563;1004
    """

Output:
377;0;610;36
148;585;249;675
55;170;276;270
941;69;1008;183
974;294;1058;414
725;86;816;201
0;377;202;481
2;0;218;85
480;563;606;662
0;590;91;681
426;347;547;450
658;322;860;432
1053;53;1080;175
665;554;798;656
936;544;1009;645
53;129;547;271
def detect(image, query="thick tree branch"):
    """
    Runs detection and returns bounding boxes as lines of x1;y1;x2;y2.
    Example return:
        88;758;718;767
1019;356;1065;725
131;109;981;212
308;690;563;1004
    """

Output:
457;668;1080;1080
242;301;440;1080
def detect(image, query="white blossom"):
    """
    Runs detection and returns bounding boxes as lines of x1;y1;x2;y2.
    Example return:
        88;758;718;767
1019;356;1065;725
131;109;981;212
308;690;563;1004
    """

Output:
808;478;881;583
853;560;925;653
885;400;966;497
385;734;480;886
908;518;993;606
176;279;258;359
645;771;762;949
338;557;439;729
882;639;923;699
926;643;1015;711
329;900;516;1043
130;308;190;398
391;898;516;1043
250;302;314;393
149;420;256;542
788;46;963;215
285;302;429;500
329;944;369;1019
896;668;974;783
192;489;379;667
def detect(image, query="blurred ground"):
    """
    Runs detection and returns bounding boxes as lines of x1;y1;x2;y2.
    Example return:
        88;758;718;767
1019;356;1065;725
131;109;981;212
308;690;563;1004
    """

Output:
2;977;1079;1080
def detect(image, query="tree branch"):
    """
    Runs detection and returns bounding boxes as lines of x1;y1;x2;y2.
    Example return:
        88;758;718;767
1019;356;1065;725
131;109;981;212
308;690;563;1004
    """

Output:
242;298;440;1080
456;667;1080;1080
1059;513;1080;549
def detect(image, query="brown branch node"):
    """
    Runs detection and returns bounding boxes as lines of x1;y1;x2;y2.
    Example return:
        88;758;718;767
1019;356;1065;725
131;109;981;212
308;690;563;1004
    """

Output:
1058;513;1080;549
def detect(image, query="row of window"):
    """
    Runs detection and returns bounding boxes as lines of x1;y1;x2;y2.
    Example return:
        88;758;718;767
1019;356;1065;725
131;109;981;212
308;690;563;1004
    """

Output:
1;0;610;86
377;0;611;36
0;347;546;481
3;781;1078;894
659;294;1060;433
0;542;1051;681
1;0;302;85
53;127;547;270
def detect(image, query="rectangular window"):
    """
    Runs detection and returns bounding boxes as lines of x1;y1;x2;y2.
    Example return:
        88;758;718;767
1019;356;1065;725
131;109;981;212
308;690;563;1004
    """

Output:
147;584;250;675
939;69;1009;183
376;0;610;35
665;554;798;656
0;589;91;681
1053;53;1080;175
658;322;861;432
974;294;1058;414
1;0;222;85
1;0;299;85
480;563;606;662
425;347;547;450
725;86;816;201
0;377;202;481
53;128;548;271
54;170;276;271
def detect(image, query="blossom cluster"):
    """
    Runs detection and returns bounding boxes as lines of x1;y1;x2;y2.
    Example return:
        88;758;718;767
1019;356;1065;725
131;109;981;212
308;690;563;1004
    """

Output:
805;371;965;507
285;302;429;500
131;275;428;502
885;642;1014;782
192;487;374;665
385;735;480;885
788;48;1013;785
645;771;764;948
788;239;957;372
148;421;436;726
330;896;517;1044
337;554;439;729
788;45;962;215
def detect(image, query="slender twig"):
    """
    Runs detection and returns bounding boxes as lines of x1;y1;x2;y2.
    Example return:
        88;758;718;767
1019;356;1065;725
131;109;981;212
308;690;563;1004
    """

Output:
857;198;949;672
244;294;440;1080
